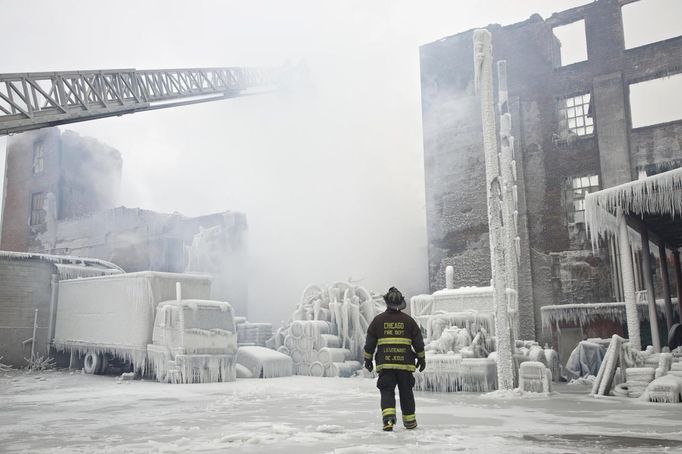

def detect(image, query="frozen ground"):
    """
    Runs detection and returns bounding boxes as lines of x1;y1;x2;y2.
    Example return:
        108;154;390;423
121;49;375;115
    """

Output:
1;370;681;453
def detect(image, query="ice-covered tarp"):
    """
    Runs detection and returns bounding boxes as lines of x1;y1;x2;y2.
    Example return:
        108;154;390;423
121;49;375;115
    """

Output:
565;341;606;380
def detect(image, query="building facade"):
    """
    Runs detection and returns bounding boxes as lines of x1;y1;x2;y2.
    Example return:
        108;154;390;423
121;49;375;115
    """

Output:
1;128;122;252
420;0;682;340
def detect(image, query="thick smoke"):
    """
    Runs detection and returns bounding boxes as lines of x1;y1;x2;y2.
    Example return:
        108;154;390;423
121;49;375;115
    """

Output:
0;0;606;326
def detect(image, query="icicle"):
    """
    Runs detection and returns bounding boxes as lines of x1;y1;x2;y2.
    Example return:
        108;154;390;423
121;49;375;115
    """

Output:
585;167;682;249
540;300;669;332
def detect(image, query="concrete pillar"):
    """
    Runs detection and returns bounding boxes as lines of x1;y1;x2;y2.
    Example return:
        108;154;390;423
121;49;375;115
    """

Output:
673;250;682;322
619;216;641;351
640;230;660;352
658;243;674;332
593;72;631;188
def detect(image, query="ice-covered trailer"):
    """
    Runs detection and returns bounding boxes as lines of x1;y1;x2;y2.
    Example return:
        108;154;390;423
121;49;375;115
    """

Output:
52;271;238;383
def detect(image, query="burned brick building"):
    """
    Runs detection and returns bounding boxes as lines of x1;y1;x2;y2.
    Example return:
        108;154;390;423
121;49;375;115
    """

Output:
1;128;249;317
1;127;122;252
420;0;682;340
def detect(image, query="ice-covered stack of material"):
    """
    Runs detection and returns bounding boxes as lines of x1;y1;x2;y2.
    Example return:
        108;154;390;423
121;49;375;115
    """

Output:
269;282;384;377
640;374;682;403
236;346;292;378
625;367;656;398
670;362;682;378
518;361;552;393
236;319;272;347
415;353;497;392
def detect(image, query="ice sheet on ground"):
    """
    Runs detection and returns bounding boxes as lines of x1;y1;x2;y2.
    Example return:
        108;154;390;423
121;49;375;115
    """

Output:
2;370;682;453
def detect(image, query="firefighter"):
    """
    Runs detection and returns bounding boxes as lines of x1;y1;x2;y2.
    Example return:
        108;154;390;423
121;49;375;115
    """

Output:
364;287;426;431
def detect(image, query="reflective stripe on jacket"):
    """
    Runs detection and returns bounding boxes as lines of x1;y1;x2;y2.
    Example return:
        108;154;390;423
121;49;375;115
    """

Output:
363;309;425;373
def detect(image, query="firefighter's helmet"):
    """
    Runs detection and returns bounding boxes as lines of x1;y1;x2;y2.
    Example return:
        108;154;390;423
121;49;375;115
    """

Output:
383;287;406;311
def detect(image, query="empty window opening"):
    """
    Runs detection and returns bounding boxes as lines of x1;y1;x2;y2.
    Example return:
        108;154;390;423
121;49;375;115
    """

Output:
622;0;682;49
30;192;45;225
629;74;682;128
557;93;594;138
568;175;600;224
552;20;588;67
32;141;44;174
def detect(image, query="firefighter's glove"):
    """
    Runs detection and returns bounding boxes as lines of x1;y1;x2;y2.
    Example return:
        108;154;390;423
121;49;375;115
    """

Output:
416;357;426;372
364;359;373;372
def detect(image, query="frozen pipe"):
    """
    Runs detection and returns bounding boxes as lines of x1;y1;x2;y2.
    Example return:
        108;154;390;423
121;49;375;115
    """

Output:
474;28;513;390
618;216;641;351
673;250;682;322
176;282;182;302
30;309;38;361
445;266;454;289
658;243;674;332
640;230;660;352
47;274;59;352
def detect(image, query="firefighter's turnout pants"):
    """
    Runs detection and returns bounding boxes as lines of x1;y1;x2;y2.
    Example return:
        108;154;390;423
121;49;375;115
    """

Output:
377;369;416;425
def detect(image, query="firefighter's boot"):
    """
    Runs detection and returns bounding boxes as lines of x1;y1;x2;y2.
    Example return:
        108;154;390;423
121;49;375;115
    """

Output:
403;413;417;430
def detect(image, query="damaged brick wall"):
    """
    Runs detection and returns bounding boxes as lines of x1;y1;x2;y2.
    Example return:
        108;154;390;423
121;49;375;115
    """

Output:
420;0;682;341
1;128;122;252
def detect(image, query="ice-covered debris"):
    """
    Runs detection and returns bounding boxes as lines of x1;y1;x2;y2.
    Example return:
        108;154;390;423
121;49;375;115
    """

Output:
640;374;682;403
0;357;13;372
316;425;344;433
625;367;656;398
568;375;596;386
592;335;627;397
655;353;673;379
236;346;292;379
120;372;135;380
481;388;549;399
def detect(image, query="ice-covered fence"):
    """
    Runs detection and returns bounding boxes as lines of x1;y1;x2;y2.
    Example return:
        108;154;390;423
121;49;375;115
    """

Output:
236;346;292;379
269;282;383;377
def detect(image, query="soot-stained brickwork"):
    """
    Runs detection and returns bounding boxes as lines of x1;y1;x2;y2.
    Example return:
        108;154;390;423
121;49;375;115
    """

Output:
420;0;682;340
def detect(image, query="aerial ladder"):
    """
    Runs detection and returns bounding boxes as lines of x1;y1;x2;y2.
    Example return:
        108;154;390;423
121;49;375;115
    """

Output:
0;67;276;136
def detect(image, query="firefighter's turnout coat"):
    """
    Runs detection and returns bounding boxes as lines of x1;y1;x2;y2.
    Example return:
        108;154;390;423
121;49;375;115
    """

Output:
363;309;425;372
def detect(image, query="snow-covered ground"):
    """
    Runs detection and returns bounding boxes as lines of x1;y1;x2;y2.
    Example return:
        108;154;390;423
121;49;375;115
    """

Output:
2;370;682;453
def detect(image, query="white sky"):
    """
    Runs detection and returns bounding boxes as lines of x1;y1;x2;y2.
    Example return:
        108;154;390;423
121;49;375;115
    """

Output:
2;0;675;324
